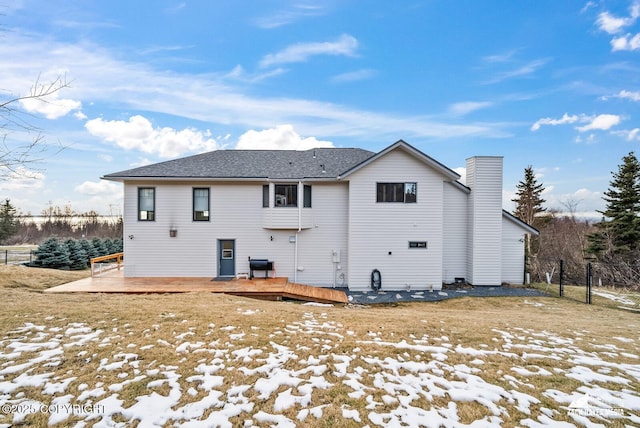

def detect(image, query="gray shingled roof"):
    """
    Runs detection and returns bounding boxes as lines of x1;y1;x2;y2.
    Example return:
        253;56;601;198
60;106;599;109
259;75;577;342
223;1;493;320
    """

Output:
102;148;376;180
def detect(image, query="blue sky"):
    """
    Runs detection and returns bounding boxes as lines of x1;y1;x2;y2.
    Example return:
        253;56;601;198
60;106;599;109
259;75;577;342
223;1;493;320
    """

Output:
1;1;640;218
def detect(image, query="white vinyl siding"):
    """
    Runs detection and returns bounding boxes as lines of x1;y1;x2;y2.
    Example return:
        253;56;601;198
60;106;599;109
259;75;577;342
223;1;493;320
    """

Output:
123;181;348;285
466;157;503;285
443;182;468;283
294;183;349;287
501;215;526;284
348;149;443;290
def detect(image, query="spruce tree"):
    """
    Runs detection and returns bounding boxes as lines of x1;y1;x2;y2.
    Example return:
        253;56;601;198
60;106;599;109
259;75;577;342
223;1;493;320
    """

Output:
512;165;546;259
91;238;108;257
512;166;547;226
65;239;88;270
589;152;640;257
79;239;99;263
0;199;19;244
34;238;71;269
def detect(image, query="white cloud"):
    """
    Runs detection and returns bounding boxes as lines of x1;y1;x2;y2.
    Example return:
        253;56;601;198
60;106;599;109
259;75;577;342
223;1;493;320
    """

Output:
531;113;580;131
330;69;376;84
19;92;82;119
75;179;121;196
597;11;638;34
98;154;113;162
85;115;221;158
0;30;509;145
574;133;598;144
0;167;45;191
597;3;640;50
453;167;466;185
259;34;358;68
483;58;550;84
611;33;640;51
606;89;640;101
612;128;640;140
532;113;621;132
253;4;325;29
449;101;493;116
575;114;621;132
235;125;334;150
544;187;604;219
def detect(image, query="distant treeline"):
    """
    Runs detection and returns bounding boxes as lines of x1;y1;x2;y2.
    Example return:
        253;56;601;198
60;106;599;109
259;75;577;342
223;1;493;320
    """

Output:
7;204;122;245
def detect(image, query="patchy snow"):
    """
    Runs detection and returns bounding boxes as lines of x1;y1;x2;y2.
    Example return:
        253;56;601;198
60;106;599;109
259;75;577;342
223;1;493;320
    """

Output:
592;290;637;306
0;314;638;427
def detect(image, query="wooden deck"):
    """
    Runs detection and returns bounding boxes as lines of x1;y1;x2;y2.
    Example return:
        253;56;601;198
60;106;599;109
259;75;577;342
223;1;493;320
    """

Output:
44;270;348;304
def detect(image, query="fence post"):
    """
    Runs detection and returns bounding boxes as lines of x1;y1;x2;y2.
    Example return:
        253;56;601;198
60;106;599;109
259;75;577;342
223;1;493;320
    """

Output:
559;259;564;297
586;262;592;304
4;250;7;265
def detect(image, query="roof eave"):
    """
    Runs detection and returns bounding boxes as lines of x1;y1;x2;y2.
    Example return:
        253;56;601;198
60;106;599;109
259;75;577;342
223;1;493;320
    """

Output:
339;140;461;180
502;210;540;236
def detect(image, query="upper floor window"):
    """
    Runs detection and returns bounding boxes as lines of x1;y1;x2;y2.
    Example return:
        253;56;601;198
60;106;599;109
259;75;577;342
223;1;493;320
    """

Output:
193;188;210;221
138;187;155;221
303;185;312;208
262;185;269;208
275;184;297;207
376;182;417;203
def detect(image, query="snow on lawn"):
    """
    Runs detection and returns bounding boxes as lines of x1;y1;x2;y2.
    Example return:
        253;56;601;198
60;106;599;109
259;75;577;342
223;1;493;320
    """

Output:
0;313;638;427
592;289;638;307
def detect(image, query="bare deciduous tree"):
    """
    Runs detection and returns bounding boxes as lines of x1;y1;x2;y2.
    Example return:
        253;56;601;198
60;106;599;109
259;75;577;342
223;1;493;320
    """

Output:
0;74;70;180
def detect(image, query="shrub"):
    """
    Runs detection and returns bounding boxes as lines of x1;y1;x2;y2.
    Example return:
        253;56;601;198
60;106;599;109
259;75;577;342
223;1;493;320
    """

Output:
33;238;71;269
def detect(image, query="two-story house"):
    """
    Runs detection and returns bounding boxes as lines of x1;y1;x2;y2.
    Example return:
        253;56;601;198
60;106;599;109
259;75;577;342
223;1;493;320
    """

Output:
103;140;538;291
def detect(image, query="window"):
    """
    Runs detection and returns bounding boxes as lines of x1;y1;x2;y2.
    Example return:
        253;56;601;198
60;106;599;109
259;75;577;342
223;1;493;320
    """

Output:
262;185;269;208
138;188;155;221
193;188;210;221
275;184;297;207
303;185;312;208
377;182;417;203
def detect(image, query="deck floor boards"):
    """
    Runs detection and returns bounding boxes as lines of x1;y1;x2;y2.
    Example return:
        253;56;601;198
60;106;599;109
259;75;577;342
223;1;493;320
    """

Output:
44;270;348;304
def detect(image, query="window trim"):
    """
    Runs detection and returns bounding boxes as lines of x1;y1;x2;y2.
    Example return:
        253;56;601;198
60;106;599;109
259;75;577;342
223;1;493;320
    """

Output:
138;187;156;221
376;182;417;203
193;187;210;221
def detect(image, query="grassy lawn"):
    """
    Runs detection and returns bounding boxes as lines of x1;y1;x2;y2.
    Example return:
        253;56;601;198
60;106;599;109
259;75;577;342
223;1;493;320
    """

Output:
534;282;640;312
0;266;638;427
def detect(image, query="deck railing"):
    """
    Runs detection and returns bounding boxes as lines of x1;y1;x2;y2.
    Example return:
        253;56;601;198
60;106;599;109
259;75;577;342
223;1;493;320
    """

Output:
91;252;124;277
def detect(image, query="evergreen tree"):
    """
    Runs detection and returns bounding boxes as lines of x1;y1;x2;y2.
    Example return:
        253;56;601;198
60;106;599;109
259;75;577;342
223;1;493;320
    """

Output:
0;199;19;244
34;238;71;269
512;166;547;226
79;239;99;263
512;165;547;260
588;152;640;257
113;238;123;253
65;239;88;270
91;238;108;257
103;238;117;254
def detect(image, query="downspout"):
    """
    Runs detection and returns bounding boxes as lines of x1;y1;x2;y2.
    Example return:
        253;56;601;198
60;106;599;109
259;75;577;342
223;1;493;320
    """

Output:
294;181;303;283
